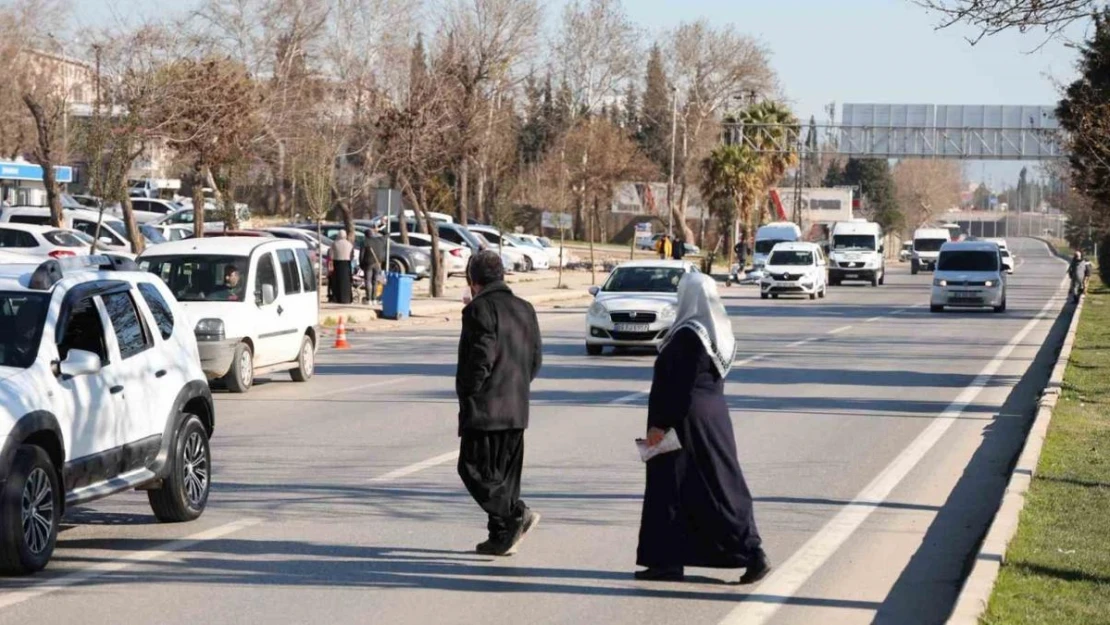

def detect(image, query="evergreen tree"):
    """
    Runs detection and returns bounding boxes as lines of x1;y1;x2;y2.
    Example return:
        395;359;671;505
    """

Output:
638;44;672;175
1016;166;1030;213
518;71;546;164
622;83;639;134
823;159;844;186
841;158;902;232
409;32;427;93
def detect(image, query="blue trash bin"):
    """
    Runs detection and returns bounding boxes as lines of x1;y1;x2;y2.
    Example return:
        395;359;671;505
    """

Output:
381;272;414;320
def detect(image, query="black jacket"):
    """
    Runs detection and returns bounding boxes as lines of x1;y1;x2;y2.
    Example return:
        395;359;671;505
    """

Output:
456;282;542;432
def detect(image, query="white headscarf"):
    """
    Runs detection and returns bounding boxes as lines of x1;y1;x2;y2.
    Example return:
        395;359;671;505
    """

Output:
661;272;736;377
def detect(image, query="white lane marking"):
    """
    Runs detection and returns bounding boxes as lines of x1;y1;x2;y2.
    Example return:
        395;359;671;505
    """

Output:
827;325;853;335
786;338;817;348
717;286;1066;625
865;316;883;323
367;450;460;483
0;517;262;611
303;376;414;400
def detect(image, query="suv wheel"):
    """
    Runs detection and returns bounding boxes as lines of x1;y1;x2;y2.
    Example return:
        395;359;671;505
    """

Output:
524;256;534;272
911;260;920;275
878;271;885;286
148;416;211;522
224;342;254;393
290;334;315;382
0;446;59;575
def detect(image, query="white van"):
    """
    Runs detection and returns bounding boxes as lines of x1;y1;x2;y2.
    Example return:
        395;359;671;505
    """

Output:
911;227;951;275
138;238;320;393
828;220;884;286
753;222;803;270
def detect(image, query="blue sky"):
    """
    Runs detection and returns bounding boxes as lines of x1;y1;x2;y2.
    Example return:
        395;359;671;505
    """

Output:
81;0;1083;186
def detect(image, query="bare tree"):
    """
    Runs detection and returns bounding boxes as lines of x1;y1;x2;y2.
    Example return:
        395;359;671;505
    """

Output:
892;159;965;230
439;0;541;225
915;0;1100;43
668;20;775;242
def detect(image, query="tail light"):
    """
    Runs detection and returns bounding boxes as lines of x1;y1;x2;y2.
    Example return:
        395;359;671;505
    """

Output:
49;250;76;259
450;248;463;257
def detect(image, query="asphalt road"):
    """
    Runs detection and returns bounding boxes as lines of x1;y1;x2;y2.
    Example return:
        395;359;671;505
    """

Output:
0;239;1070;625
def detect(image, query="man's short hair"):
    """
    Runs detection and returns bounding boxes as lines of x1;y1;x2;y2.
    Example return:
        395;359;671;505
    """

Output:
225;266;239;277
467;250;505;287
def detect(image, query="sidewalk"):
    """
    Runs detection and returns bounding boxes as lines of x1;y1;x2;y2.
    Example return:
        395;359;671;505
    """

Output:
320;269;596;332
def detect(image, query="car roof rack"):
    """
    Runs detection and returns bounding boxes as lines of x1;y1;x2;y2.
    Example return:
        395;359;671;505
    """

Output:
28;254;140;290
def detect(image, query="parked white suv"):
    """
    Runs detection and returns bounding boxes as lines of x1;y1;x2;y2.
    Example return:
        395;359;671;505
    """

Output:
0;255;214;574
760;242;829;300
138;237;320;392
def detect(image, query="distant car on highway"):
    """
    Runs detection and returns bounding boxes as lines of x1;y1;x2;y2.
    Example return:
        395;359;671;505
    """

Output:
1000;247;1015;274
760;242;829;300
930;240;1007;313
899;242;913;262
911;227;950;275
584;260;698;355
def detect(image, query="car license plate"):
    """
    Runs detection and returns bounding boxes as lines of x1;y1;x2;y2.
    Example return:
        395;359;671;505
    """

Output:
845;273;858;279
614;323;650;332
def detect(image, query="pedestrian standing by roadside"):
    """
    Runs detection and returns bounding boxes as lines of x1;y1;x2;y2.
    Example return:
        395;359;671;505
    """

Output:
359;242;383;305
635;272;770;584
456;250;543;555
331;231;354;305
1068;250;1092;303
672;236;686;261
656;234;673;260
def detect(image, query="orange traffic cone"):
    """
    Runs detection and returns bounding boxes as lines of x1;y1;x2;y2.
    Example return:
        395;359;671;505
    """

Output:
334;317;351;349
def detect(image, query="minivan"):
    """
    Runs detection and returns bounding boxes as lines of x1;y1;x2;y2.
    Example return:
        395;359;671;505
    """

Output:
930;241;1006;313
138;237;320;392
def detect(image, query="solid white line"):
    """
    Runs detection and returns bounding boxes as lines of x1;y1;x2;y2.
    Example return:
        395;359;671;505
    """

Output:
367;450;460;483
827;325;853;335
786;338;817;348
717;286;1066;625
0;517;262;611
865;316;883;323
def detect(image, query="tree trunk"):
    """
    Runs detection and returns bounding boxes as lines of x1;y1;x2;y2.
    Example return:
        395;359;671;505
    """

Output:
22;95;63;228
121;195;144;255
457;156;470;225
192;163;206;239
476;162;486;225
276;139;287;220
406;181;444;298
675;183;696;243
330;184;356;240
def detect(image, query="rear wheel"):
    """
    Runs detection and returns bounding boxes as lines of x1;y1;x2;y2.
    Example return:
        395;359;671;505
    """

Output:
388;258;408;274
760;293;769;300
930;305;944;313
818;286;827;299
148;416;210;522
878;271;885;286
586;344;603;356
809;292;817;300
772;294;779;300
290;334;315;382
523;256;533;272
870;274;879;287
223;342;253;393
0;445;59;575
911;260;920;275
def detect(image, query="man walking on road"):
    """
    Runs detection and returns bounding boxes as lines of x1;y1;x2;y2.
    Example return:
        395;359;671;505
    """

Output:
456;250;543;556
1069;250;1092;303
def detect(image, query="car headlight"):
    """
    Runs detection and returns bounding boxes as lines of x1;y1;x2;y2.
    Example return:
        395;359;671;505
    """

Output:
933;279;947;287
588;301;607;317
195;318;225;340
984;280;995;287
659;305;677;322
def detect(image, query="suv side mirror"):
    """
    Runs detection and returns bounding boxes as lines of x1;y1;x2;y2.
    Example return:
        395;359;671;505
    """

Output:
59;349;102;378
588;286;600;296
260;284;277;306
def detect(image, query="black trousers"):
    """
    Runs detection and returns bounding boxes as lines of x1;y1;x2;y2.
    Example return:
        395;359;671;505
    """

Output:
458;429;527;539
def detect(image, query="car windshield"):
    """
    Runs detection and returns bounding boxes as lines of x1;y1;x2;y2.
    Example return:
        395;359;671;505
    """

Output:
0;292;48;368
769;250;814;266
43;230;85;247
833;235;876;250
755;239;791;254
140;255;250;302
602;266;685;293
539;237;554;247
938;250;999;272
914;238;946;252
1001;249;1011;258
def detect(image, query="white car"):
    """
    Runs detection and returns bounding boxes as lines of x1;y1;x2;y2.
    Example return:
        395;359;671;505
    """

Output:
760;242;829;300
150;224;194;242
0;255;214;574
517;234;572;268
930;241;1007;313
0;206;153;253
469;226;549;271
389;232;471;277
0;223;89;259
151;205;252;233
585;260;698;355
1000;247;1015;274
138;237;320;393
115;198;182;224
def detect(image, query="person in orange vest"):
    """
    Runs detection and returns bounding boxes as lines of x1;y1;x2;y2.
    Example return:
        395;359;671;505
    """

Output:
655;234;673;260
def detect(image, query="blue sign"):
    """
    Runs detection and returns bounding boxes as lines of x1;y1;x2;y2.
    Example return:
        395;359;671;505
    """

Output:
0;161;73;184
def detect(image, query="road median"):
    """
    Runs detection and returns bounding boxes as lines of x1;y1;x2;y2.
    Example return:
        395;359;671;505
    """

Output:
950;278;1109;624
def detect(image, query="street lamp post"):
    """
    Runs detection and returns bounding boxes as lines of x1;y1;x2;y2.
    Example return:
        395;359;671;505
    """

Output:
667;86;678;237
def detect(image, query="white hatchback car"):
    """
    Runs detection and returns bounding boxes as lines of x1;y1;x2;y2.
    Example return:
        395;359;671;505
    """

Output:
585;260;698;355
0;223;89;259
930;241;1007;313
760;242;829;300
138;237;320;392
0;255;214;574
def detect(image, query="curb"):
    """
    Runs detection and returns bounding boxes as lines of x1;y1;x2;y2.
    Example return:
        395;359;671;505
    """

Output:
320;290;592;335
946;294;1084;624
1031;236;1068;261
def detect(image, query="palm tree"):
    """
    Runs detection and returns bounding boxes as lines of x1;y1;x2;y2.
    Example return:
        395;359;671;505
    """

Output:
701;144;765;266
735;101;800;225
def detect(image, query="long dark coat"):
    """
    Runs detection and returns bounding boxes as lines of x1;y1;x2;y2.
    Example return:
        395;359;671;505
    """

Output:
636;327;763;569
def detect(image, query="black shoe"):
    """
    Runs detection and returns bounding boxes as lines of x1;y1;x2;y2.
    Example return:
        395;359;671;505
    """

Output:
739;552;771;585
633;567;685;582
522;509;541;536
476;532;520;557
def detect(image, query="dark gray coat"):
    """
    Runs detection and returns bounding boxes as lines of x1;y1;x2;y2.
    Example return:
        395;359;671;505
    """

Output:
456;282;542;433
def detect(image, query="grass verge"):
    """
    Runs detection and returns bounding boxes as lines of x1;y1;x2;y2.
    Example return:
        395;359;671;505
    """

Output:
982;277;1110;624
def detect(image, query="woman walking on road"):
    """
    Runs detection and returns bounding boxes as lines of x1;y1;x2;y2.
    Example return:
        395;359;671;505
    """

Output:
635;272;770;584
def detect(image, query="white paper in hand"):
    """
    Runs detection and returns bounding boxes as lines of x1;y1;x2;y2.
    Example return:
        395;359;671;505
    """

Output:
636;429;682;462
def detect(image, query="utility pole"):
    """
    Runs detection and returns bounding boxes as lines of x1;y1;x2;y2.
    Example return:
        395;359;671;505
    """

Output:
667;86;678;237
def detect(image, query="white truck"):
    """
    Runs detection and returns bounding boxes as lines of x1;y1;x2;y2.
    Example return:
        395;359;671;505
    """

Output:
911;227;951;275
828;220;884;286
753;222;803;270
